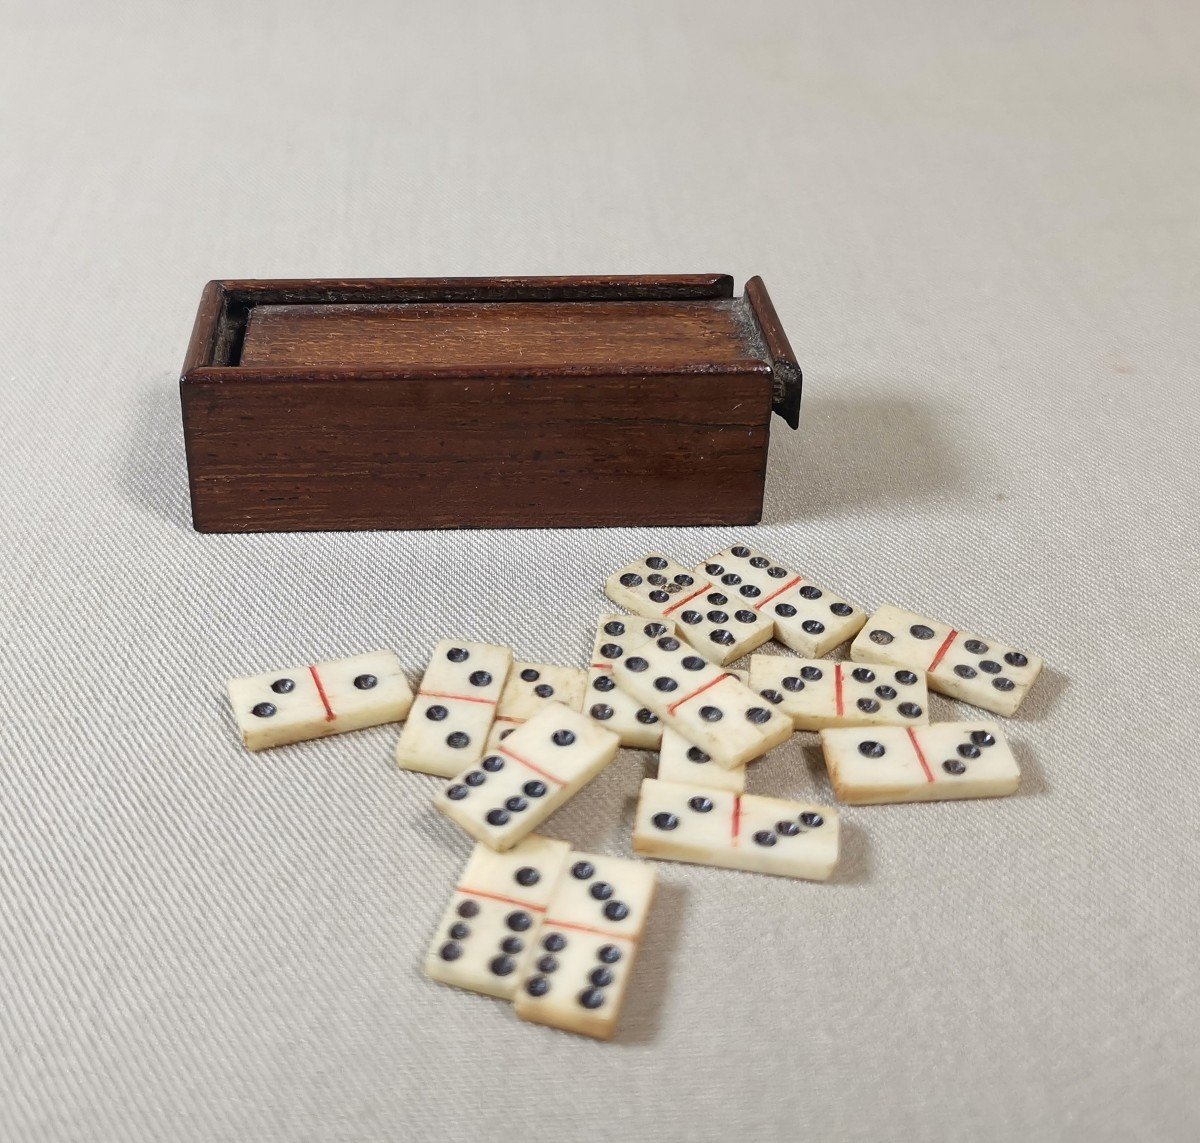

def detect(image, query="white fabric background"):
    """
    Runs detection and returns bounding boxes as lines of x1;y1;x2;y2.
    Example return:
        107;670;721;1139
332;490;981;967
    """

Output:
1;2;1197;1140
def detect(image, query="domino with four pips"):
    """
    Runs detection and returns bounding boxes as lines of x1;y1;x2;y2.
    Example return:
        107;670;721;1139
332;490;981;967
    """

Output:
396;639;513;777
227;650;414;751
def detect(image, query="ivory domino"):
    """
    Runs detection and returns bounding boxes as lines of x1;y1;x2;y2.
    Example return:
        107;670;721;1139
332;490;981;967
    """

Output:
584;614;671;748
396;639;513;777
611;633;791;769
487;662;587;748
820;722;1021;804
747;655;929;730
633;778;839;881
515;851;656;1040
436;704;620;851
604;553;773;665
850;604;1043;716
227;649;413;751
700;544;865;657
423;835;571;1000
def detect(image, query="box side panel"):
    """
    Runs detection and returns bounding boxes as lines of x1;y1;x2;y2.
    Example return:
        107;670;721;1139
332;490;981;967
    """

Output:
180;372;771;532
742;276;802;429
180;281;226;374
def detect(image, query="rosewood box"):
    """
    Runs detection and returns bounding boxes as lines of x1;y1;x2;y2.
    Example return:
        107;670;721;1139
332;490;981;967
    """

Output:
179;274;801;532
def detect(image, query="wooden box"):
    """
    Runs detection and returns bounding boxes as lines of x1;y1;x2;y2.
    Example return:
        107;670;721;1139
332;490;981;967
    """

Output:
180;275;801;532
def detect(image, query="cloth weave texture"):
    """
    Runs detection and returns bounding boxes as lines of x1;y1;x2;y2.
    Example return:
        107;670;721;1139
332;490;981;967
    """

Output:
1;2;1198;1140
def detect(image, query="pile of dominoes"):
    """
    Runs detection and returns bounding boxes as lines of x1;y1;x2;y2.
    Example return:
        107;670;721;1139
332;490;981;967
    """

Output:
226;543;1044;1041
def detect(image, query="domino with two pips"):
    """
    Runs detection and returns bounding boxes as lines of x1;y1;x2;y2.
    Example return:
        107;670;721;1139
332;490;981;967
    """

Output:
487;662;587;748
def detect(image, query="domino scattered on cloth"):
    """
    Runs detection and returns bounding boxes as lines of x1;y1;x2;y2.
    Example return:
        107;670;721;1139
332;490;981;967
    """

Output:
222;540;1046;1040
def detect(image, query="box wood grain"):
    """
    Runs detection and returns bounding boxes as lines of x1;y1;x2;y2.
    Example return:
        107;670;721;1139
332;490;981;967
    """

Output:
179;275;801;532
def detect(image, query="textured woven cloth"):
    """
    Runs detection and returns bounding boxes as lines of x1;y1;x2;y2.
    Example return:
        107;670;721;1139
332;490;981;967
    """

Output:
2;2;1198;1140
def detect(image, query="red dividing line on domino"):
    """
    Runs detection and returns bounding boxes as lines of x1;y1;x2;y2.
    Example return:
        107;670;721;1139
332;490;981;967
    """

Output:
457;886;548;912
668;672;732;715
753;574;804;611
544;918;637;942
927;630;960;673
906;727;935;783
419;689;497;706
663;582;712;616
731;794;743;845
499;746;566;787
834;663;845;718
309;665;335;722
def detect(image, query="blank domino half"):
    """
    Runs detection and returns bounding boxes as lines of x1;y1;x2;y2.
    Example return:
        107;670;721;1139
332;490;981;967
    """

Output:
747;655;929;730
515;852;656;1040
604;553;774;665
819;722;1020;804
850;604;1044;716
487;662;587;749
227;649;414;751
700;544;866;657
436;704;620;851
632;778;839;881
423;835;571;1000
611;633;792;769
396;639;513;777
657;728;746;793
